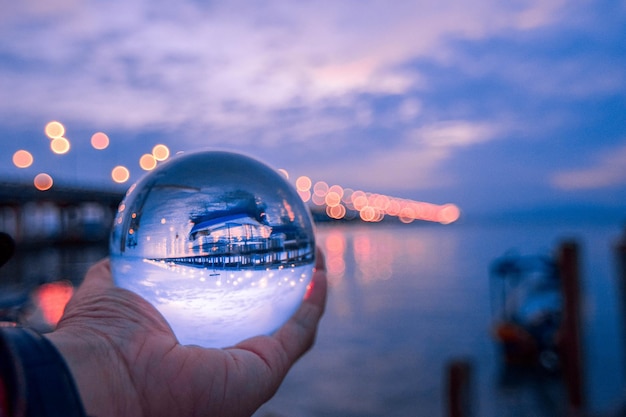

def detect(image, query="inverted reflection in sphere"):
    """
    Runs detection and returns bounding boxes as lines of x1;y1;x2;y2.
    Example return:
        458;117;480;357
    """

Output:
110;151;316;348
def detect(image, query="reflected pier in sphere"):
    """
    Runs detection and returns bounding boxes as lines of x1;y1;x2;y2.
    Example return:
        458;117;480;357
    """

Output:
110;151;316;348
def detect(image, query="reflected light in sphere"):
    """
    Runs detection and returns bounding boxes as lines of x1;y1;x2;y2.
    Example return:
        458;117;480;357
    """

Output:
50;137;71;154
91;132;110;150
13;150;33;168
34;173;53;191
112;166;130;183
140;154;157;171
277;168;289;179
44;121;65;139
152;144;170;161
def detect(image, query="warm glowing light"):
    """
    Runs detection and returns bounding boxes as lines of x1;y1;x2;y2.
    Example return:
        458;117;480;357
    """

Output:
311;193;326;206
44;121;65;139
278;168;289;179
341;188;354;204
294;175;459;224
296;176;312;192
313;181;329;196
152;144;170;161
372;194;390;211
50;137;71;154
139;153;157;171
438;204;461;224
325;191;342;207
399;207;415;223
328;185;344;198
12;150;33;168
352;194;369;211
36;281;74;326
387;199;401;216
327;204;346;219
112;166;130;183
34;173;53;191
91;132;110;150
360;206;376;222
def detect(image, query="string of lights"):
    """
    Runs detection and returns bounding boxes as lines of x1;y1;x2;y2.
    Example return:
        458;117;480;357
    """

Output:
10;121;460;224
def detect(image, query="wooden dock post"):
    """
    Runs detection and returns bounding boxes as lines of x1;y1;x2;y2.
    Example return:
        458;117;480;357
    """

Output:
558;240;585;414
446;359;473;417
615;233;626;378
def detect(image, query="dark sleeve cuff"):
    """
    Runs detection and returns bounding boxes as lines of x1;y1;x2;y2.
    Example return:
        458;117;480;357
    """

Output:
0;326;87;417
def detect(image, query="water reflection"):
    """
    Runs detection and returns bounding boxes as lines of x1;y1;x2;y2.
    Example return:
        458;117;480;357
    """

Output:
0;243;108;331
259;222;624;417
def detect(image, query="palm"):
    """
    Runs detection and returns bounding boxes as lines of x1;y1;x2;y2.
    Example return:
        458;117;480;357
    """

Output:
49;256;327;417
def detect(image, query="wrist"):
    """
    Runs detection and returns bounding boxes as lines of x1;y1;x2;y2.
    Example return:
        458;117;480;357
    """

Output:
0;326;87;417
46;328;131;417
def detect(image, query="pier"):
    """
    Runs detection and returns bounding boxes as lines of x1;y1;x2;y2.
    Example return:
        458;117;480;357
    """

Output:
0;181;123;246
159;243;314;270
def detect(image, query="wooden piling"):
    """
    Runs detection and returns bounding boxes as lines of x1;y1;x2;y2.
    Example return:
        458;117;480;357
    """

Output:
446;359;473;417
615;234;626;378
558;240;585;413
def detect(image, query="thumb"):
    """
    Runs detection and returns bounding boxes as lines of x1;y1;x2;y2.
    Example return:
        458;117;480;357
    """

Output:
76;258;115;294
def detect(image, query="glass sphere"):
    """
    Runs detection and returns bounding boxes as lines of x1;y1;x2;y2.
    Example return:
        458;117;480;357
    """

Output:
110;151;316;348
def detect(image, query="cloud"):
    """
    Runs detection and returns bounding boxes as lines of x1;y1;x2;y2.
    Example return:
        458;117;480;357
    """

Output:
3;0;624;208
303;119;502;192
410;120;500;150
551;143;626;190
0;0;569;133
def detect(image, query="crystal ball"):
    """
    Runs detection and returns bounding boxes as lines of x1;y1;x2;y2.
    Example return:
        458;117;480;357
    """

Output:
110;151;316;348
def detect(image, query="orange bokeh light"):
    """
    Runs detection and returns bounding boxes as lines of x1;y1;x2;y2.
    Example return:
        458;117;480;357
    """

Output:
341;188;354;204
139;154;157;171
152;144;170;161
13;150;33;168
112;166;130;183
328;185;344;198
34;173;53;191
313;181;329;196
50;137;71;154
386;199;401;216
326;204;346;219
438;204;461;224
360;206;376;222
91;132;110;150
352;195;368;211
325;191;342;207
44;121;65;139
296;176;312;192
311;193;326;206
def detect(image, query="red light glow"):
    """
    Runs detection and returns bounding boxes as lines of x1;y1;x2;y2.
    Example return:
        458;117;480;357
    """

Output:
36;281;74;327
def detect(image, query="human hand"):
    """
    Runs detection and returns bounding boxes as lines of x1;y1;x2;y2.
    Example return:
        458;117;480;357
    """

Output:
46;249;327;417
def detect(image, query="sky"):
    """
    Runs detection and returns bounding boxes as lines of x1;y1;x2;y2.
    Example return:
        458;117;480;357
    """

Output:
1;0;625;218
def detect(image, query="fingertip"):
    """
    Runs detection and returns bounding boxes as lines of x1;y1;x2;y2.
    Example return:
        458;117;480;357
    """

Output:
315;246;326;271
